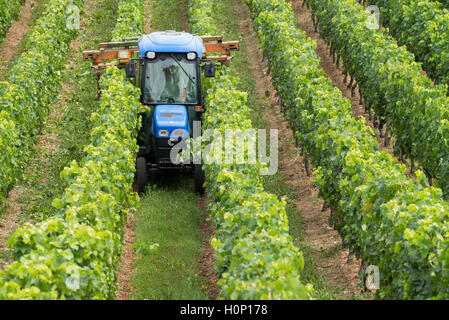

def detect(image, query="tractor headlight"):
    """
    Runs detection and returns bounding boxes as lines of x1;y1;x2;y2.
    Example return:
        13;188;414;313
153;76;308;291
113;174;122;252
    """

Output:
158;130;169;137
187;52;197;60
146;51;156;59
172;129;186;137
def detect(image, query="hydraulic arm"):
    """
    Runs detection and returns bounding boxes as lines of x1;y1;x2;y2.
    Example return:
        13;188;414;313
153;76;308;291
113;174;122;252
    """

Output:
83;35;239;70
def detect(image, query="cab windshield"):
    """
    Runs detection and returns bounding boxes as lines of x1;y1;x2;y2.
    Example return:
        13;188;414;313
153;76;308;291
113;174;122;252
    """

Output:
143;53;198;105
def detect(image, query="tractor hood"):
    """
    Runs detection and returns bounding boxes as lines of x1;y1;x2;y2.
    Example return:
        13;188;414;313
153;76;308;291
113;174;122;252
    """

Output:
153;105;190;138
138;31;203;58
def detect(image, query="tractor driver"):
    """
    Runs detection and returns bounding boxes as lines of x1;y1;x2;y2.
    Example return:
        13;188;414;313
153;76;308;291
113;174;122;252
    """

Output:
161;65;187;103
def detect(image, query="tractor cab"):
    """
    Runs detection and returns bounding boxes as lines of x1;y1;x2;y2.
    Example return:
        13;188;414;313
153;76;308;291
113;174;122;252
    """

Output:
139;31;203;104
136;32;203;168
83;31;239;194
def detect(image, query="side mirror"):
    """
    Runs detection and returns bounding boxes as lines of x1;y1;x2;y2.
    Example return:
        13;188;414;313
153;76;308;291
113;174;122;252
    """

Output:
125;61;137;78
204;62;216;78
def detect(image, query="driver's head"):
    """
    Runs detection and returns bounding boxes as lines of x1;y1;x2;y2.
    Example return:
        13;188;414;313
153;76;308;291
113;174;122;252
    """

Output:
163;65;175;79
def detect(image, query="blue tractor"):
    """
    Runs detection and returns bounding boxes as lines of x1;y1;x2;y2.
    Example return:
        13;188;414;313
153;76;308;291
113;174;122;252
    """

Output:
83;31;239;194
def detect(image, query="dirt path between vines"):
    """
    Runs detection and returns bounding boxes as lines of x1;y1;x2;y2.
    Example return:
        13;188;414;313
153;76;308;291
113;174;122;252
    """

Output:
143;0;152;34
0;0;37;78
197;196;219;300
179;0;190;32
235;0;363;299
115;211;137;300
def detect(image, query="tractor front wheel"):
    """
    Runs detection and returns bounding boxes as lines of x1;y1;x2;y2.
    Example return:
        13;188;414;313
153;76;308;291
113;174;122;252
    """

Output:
194;164;205;195
136;157;148;194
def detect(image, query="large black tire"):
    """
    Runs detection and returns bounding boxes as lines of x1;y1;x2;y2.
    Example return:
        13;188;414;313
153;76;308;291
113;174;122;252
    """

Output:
136;157;148;194
194;164;205;195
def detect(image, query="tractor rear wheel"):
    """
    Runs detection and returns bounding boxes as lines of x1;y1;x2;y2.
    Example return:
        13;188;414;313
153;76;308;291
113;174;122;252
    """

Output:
136;157;148;194
194;164;205;195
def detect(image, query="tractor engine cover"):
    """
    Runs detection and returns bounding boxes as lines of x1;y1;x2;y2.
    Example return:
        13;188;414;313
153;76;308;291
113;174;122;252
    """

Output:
153;105;190;138
153;105;190;164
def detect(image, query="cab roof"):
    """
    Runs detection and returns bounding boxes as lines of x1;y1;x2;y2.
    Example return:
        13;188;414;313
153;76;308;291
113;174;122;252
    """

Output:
137;31;203;58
